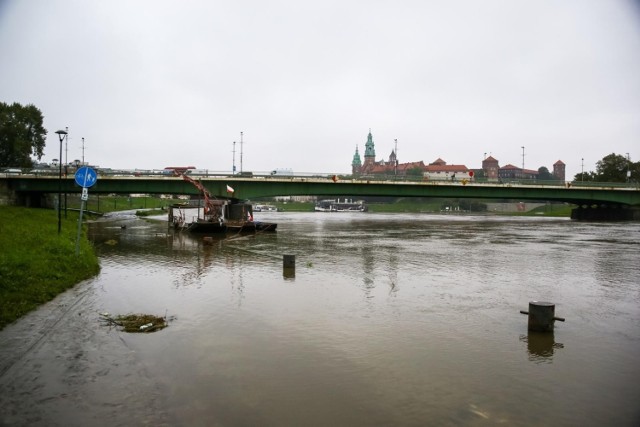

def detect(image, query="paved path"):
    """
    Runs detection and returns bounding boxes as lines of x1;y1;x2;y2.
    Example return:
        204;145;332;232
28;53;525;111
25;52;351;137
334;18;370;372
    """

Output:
0;280;171;427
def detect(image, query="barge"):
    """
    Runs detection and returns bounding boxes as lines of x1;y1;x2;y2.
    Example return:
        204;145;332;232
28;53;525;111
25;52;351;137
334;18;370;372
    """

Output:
169;200;277;233
169;174;276;233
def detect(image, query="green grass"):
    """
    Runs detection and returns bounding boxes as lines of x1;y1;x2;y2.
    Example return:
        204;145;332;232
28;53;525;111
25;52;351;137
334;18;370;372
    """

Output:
0;206;100;330
366;200;442;213
64;194;184;213
514;203;573;217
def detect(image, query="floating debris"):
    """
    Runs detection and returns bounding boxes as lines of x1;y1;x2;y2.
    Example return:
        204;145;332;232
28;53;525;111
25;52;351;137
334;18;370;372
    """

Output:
100;313;170;333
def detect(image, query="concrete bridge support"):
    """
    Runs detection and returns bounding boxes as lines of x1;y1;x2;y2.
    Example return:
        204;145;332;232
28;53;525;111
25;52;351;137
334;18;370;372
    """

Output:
15;191;48;208
0;180;15;206
571;204;640;221
0;183;48;208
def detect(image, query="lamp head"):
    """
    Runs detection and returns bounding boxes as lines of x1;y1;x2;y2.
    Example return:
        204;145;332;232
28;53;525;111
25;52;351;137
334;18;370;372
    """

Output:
55;130;68;142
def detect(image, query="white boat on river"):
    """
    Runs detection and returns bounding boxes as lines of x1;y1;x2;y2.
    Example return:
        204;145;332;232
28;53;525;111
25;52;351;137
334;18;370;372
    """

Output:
314;198;367;212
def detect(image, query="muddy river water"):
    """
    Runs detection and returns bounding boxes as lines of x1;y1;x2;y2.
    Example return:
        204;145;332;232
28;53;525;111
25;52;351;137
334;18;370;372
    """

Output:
1;212;639;426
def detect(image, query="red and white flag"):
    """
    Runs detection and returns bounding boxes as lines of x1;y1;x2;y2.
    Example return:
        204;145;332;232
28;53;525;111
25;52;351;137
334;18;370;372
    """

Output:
226;185;235;193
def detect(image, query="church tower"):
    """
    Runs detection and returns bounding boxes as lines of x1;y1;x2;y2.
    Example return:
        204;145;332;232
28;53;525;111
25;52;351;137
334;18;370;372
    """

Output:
351;145;362;175
362;130;376;172
389;150;397;166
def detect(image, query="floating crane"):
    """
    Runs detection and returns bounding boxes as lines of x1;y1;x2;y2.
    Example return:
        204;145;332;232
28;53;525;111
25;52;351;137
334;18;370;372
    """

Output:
168;173;276;233
176;172;230;227
180;173;215;215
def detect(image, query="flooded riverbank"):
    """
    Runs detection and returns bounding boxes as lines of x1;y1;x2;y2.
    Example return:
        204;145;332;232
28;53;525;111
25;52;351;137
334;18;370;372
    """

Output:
1;212;639;426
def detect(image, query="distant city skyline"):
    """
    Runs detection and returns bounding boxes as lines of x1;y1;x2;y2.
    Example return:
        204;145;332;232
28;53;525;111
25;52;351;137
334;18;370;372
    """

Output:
352;132;564;171
350;130;566;180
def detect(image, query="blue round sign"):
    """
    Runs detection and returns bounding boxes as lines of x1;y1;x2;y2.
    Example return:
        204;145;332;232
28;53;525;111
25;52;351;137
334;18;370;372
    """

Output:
74;166;98;188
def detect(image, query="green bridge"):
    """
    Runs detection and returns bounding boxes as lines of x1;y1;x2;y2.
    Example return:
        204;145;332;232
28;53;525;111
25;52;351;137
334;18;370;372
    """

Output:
2;174;640;220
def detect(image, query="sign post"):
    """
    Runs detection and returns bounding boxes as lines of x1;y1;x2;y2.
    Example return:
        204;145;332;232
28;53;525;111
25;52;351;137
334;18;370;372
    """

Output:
74;167;97;256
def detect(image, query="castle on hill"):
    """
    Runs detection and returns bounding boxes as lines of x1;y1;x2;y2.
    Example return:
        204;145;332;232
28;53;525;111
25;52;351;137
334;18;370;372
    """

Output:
351;130;565;181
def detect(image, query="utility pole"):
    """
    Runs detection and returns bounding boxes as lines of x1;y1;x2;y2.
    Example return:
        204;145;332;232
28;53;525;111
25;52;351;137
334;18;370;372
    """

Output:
394;138;398;177
627;153;631;182
581;158;584;182
240;132;244;174
521;146;525;171
232;141;236;175
82;137;85;165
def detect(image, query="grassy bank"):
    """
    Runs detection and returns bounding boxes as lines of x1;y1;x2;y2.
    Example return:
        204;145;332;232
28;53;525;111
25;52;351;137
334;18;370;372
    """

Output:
64;194;183;213
514;203;573;217
0;206;100;330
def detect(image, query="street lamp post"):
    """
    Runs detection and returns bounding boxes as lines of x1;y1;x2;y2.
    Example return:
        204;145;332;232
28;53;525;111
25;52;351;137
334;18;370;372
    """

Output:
64;126;68;218
55;129;68;234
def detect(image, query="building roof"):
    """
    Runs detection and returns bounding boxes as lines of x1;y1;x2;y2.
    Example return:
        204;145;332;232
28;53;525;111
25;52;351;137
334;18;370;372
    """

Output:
425;164;469;172
364;161;426;175
499;164;539;175
500;164;520;170
554;160;565;165
397;161;426;171
367;164;392;174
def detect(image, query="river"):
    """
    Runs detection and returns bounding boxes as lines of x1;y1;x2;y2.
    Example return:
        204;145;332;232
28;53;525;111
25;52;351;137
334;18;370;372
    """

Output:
1;212;639;426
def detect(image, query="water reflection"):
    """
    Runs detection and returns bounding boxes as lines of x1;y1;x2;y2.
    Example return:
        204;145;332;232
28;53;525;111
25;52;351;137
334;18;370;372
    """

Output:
519;332;565;363
283;267;295;279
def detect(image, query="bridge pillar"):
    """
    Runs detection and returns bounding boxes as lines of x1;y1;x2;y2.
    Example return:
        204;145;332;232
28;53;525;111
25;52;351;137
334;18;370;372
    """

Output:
0;180;15;206
571;204;640;221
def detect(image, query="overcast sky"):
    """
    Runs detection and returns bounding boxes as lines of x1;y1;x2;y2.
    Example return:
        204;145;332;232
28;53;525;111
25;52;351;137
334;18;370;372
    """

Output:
1;0;639;178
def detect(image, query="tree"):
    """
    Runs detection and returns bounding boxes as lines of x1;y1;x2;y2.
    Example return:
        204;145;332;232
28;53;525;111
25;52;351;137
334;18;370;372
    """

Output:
537;166;555;180
406;167;424;178
0;102;47;168
595;153;631;182
630;161;640;183
458;199;487;212
573;171;597;182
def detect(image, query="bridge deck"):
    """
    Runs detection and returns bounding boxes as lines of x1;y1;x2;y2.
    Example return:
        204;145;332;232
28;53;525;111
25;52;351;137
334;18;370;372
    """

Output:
3;174;640;206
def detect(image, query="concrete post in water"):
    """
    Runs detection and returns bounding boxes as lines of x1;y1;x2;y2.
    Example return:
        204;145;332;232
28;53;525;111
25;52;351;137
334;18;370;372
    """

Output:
519;301;565;332
283;254;295;278
283;254;295;269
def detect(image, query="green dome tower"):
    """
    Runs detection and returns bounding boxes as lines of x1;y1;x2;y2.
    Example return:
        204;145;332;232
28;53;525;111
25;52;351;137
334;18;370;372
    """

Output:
352;145;362;175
